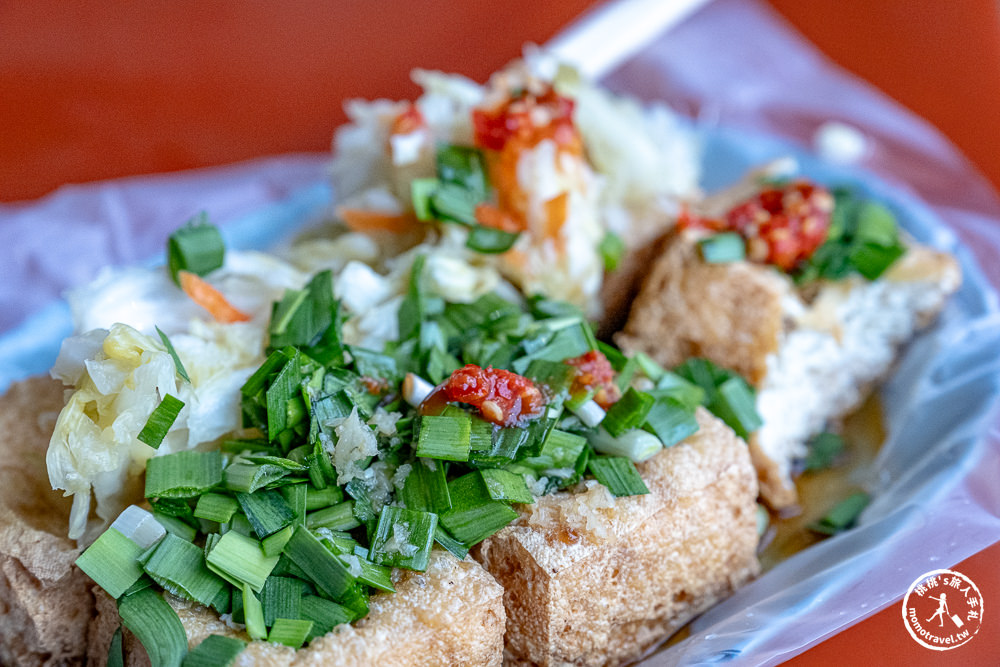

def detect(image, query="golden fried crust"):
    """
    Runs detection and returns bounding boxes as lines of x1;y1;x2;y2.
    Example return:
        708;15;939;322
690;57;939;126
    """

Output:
747;435;798;511
89;549;506;667
615;232;787;385
477;408;760;667
0;377;95;667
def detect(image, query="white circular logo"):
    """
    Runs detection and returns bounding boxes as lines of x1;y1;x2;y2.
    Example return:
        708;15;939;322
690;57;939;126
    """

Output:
901;569;984;651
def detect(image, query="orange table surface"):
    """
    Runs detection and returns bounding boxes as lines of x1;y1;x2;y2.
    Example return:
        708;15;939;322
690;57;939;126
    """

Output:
3;1;999;664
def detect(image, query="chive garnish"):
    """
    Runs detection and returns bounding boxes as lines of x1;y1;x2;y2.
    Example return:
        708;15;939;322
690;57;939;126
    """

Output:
181;635;246;667
368;506;438;572
117;588;189;667
588;456;650;497
601;387;655;437
439;472;519;545
155;326;191;382
599;231;626;271
76;528;147;599
107;627;124;667
167;213;225;286
268;619;315;649
142;533;227;606
145;450;222;499
804;432;846;472
808;491;870;535
137;394;185;449
206;531;279;593
416;413;472;462
698;232;746;263
466;225;520;254
642;396;700;448
301;596;353;641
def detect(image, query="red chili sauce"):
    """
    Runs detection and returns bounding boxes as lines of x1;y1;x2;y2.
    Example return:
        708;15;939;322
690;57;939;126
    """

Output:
439;364;544;427
680;180;834;270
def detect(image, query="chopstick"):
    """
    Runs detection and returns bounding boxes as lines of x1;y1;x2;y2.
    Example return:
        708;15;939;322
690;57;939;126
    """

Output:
546;0;713;79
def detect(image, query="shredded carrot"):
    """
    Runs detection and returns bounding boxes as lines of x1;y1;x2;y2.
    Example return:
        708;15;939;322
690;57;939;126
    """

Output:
474;203;522;233
337;207;419;234
543;191;569;241
178;271;251;324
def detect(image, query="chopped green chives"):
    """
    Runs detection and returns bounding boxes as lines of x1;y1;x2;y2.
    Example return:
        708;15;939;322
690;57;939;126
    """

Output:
368;507;437;572
264;350;303;443
698;231;746;263
153;511;198;542
397;254;427;343
708;376;762;438
524;428;587;471
137;395;185;450
306;501;362;531
436;144;489;196
351;556;395;593
430;182;481;226
226;512;253;538
304;485;344;511
301;595;353;641
118;587;188;667
261;524;295;557
524;359;576;401
268;271;344;365
479;469;534;504
643;396;700;447
808;491;870;535
268;619;314;649
469;417;495;454
634;352;667;382
411;177;440;221
107;627;124;667
439;472;518;546
316;529;357;555
145;450;222;499
194;493;240;523
242;583;267;640
601;387;655;437
75;528;146;599
651;372;706;410
223;460;294;494
236;490;296;539
433;525;470;561
167;214;225;285
588;457;650;497
181;635;246;667
260;576;303;626
284;526;357;604
205;531;279;593
804;432;846;472
512;322;593;374
416;413;471;461
853;201;899;246
279;483;308;526
155;327;190;383
466;226;520;254
599;231;625;271
141;534;227;607
400;458;452;513
849;242;905;280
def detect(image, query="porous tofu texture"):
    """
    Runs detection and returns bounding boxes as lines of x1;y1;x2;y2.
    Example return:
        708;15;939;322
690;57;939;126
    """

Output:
89;549;506;667
617;231;960;509
0;377;94;667
477;408;760;667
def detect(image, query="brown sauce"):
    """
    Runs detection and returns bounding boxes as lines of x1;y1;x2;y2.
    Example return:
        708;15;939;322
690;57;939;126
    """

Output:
759;393;886;571
654;393;886;660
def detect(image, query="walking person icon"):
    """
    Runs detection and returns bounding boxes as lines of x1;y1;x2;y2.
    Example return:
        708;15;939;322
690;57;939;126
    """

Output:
926;593;950;627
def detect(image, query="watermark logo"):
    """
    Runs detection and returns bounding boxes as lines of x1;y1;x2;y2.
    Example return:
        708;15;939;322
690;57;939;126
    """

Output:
901;569;984;651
